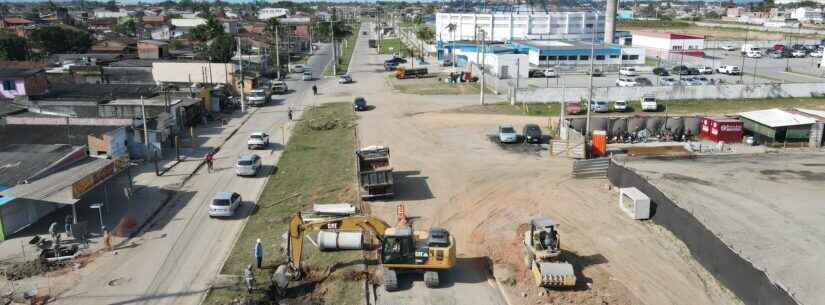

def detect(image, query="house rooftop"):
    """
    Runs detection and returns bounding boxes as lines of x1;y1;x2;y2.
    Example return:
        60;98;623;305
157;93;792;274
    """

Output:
0;68;43;78
0;144;78;186
39;84;159;101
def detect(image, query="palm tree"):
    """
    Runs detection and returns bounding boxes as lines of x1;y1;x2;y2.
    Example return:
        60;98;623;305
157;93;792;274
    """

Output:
265;18;284;78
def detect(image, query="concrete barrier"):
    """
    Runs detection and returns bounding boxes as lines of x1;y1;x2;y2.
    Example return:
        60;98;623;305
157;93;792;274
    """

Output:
517;82;825;102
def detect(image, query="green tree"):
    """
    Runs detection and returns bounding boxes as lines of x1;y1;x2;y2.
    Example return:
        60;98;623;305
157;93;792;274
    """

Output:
201;33;234;63
189;14;224;42
0;34;28;60
113;18;137;36
314;20;353;43
178;0;193;10
704;11;721;19
415;27;435;43
30;26;92;54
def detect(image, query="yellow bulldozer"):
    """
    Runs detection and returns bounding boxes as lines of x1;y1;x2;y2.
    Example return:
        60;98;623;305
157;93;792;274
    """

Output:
523;217;577;288
274;210;456;292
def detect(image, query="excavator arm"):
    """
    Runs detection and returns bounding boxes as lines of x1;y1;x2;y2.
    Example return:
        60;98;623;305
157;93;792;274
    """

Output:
285;213;391;275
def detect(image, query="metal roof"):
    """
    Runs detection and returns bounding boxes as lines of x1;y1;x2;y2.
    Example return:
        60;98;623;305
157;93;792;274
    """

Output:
0;144;77;186
739;108;816;128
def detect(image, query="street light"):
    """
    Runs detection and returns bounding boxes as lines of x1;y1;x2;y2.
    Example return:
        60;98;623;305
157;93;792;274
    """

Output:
90;203;105;233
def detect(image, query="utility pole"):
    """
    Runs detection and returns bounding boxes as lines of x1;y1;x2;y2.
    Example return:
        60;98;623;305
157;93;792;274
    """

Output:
585;23;596;142
740;29;748;84
275;25;281;80
140;96;150;160
512;58;520;105
479;29;486;105
237;36;246;113
330;21;337;74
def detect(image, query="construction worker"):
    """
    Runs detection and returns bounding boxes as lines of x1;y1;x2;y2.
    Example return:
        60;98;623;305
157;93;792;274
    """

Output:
254;238;264;269
244;265;255;293
204;152;214;173
64;215;73;238
287;108;293;121
48;222;58;240
312;85;318;96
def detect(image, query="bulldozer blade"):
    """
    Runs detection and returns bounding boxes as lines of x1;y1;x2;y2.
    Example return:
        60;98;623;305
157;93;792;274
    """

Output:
536;262;576;287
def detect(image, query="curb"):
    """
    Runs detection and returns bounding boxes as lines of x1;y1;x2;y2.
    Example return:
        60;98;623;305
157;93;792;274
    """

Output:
491;277;515;305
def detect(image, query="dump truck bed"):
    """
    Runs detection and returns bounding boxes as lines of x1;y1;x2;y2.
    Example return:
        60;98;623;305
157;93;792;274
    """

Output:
356;146;394;199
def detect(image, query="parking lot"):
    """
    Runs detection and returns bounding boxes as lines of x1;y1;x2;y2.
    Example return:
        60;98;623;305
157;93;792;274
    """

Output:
521;47;825;89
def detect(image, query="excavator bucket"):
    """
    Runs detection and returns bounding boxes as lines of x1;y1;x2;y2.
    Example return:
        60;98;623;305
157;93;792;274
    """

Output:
532;261;576;287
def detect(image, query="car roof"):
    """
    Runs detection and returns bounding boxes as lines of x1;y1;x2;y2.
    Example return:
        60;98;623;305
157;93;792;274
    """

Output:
250;132;265;136
499;123;514;128
251;89;265;93
238;154;258;161
214;192;234;199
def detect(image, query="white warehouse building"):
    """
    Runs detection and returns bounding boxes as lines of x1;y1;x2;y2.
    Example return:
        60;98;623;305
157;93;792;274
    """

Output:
258;8;290;20
631;31;705;58
435;11;605;42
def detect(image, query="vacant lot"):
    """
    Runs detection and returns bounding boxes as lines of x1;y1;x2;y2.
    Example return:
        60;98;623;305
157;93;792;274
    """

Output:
379;38;413;56
204;103;363;305
451;97;825;117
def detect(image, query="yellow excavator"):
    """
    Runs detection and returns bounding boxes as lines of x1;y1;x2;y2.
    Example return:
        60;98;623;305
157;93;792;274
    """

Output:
273;211;456;292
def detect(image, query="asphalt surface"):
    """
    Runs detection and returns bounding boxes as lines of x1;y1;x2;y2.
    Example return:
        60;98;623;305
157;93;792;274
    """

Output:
49;44;333;305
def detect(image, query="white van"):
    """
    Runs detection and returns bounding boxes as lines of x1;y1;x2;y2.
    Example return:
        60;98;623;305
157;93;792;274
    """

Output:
619;67;638;76
746;50;763;58
641;95;657;112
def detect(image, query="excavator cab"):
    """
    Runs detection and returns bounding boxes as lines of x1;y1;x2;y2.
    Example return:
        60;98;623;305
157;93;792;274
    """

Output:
382;227;415;264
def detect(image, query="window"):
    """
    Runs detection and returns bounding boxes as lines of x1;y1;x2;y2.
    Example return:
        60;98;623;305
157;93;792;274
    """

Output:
558;56;568;60
2;80;15;91
547;56;558;61
628;55;639;60
539;55;547;61
579;55;589;61
596;55;605;60
610;55;619;59
622;55;628;60
673;45;683;50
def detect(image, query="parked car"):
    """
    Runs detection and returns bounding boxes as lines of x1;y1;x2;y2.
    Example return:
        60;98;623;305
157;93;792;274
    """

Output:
746;50;763;58
498;124;519;143
792;49;807;58
660;77;680;86
385;57;407;64
653;67;669;76
767;50;784;59
302;71;313;81
586;68;604;76
542;68;557;78
384;61;399;71
641;95;658;112
441;59;453;67
235;154;262;176
720;45;736;51
338;74;353;84
672;65;692;75
773;44;786;51
811;49;824;57
717;65;741;75
353;97;368;111
590;100;609;113
613;100;628;112
271;81;288;94
634;77;653;86
697;66;714;74
289;64;306;73
694;76;711;85
522;124;543;144
247;132;270;149
616;77;638;87
619;67;639;76
682;77;701;86
247;89;269;107
209;192;242;217
565;102;583;114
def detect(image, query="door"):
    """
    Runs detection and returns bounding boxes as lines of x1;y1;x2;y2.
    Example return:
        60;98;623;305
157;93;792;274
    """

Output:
500;65;510;79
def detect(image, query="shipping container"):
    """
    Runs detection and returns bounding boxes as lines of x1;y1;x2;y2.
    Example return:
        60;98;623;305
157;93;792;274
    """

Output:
700;117;743;142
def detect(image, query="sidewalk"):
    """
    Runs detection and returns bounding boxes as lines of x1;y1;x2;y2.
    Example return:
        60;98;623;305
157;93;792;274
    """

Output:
0;110;256;265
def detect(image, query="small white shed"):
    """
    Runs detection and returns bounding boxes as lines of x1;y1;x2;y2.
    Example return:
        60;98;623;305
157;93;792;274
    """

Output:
619;187;650;220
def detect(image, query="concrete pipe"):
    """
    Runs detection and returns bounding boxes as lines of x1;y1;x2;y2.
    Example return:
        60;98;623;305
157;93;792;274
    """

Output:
588;117;609;135
317;230;363;251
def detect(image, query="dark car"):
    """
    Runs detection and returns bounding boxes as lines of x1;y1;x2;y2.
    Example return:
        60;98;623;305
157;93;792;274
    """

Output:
385;57;407;64
353;97;367;111
634;77;653;86
522;124;543;144
586;68;604;77
672;65;691;75
687;68;700;75
653;67;669;76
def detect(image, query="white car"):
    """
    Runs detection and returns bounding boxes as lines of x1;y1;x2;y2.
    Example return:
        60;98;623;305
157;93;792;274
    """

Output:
543;68;557;78
289;64;306;73
697;66;714;74
792;49;807;57
616;77;638;87
498;124;518;143
209;192;242;217
235;154;261;176
810;50;824;57
720;45;736;51
302;71;313;81
746;50;763;58
247;89;269;107
717;65;741;75
619;67;638;76
641;96;657;112
247;132;270;149
614;100;628;112
338;74;353;84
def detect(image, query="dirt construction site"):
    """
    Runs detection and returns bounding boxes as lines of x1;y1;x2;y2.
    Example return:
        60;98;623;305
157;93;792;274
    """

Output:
313;28;744;305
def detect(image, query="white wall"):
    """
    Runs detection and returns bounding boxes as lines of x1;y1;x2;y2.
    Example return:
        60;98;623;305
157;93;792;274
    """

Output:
486;53;530;78
633;34;671;50
436;12;604;43
517;82;825;102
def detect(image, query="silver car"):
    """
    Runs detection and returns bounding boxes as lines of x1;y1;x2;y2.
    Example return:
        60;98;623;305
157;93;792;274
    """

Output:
498;124;518;143
209;192;242;217
590;100;609;113
235;154;261;176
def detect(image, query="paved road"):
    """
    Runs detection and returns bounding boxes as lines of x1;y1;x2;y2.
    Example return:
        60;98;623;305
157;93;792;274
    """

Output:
50;44;332;305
